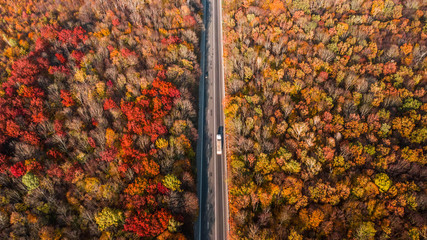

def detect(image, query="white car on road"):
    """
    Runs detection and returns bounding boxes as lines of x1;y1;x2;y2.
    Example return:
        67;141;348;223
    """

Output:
216;127;223;155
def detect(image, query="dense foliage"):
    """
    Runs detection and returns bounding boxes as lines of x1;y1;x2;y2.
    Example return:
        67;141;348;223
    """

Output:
0;0;202;238
223;0;426;239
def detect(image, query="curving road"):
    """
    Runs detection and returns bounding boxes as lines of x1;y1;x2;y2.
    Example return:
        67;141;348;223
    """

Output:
196;0;228;239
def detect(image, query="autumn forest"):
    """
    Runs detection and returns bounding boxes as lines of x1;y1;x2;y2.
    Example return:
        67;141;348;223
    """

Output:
223;0;426;239
0;0;202;239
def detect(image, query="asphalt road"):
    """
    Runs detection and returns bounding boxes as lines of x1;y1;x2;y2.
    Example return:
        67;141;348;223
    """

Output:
196;0;228;239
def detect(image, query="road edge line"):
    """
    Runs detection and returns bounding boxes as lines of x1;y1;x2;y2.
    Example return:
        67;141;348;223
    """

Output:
218;0;230;238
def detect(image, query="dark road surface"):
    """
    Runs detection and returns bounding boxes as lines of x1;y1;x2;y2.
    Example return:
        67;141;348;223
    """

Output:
213;0;226;239
196;0;228;239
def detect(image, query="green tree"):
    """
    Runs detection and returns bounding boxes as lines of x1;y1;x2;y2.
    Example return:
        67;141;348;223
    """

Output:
374;173;392;192
402;98;422;110
162;174;182;192
22;173;39;191
355;221;377;240
94;207;124;231
167;218;183;233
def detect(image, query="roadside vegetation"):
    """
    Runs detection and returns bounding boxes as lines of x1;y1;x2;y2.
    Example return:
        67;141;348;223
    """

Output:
223;0;426;239
0;0;202;238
